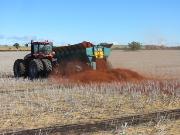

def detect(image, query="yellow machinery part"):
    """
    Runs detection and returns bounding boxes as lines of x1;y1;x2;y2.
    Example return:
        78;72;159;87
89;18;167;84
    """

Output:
94;51;104;59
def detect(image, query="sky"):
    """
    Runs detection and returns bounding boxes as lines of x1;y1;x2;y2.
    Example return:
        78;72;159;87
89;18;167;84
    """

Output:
0;0;180;46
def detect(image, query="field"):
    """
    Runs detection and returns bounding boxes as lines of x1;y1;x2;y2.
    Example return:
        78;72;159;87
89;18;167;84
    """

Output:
109;50;180;79
0;46;30;51
0;50;180;133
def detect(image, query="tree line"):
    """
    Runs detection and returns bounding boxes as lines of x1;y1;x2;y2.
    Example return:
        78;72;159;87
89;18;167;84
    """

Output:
13;43;29;49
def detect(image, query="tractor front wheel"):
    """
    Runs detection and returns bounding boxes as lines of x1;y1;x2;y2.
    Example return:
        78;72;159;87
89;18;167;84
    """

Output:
28;59;44;79
13;59;26;78
42;59;52;77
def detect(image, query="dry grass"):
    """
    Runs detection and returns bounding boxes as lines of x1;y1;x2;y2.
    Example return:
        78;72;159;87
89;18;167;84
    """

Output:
89;119;180;135
0;51;179;132
0;80;179;132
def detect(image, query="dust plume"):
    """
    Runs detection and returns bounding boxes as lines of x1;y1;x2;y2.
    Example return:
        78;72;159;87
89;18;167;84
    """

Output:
49;59;145;83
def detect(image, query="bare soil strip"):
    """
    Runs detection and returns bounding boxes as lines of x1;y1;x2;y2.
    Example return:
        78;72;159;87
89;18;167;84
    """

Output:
2;109;180;135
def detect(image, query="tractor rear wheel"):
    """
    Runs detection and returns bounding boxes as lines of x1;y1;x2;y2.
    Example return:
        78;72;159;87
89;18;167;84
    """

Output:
28;59;44;79
13;59;26;78
42;59;52;77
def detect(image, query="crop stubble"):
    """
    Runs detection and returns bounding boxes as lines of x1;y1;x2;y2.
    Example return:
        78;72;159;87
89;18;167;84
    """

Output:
0;50;179;132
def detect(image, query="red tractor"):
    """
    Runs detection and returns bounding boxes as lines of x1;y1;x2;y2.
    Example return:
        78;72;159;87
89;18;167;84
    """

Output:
13;40;55;79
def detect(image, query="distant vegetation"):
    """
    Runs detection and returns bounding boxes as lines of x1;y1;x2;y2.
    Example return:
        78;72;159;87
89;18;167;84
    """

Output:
128;41;142;50
111;43;180;51
0;43;30;51
144;45;180;50
13;43;20;49
0;42;180;51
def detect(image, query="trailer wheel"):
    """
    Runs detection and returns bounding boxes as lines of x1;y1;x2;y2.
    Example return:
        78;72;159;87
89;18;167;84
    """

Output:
13;59;26;78
42;59;52;77
28;59;44;79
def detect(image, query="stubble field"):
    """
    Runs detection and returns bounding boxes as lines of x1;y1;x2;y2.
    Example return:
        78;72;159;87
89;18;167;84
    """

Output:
0;50;179;133
109;50;180;79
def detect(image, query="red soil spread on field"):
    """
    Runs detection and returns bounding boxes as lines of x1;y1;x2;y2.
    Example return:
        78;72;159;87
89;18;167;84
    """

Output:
50;60;145;83
68;68;144;83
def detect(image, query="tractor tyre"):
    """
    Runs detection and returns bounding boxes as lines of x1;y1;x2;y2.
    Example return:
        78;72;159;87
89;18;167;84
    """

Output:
13;59;26;78
28;59;44;79
42;59;52;77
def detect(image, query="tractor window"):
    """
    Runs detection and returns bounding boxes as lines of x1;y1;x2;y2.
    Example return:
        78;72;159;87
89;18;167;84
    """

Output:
32;44;52;54
33;45;39;53
39;44;52;53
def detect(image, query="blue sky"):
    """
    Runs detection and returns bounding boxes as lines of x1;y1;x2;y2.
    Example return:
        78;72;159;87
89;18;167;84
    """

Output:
0;0;180;46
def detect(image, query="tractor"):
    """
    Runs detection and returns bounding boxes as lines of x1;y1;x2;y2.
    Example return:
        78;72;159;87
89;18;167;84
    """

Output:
13;40;112;79
13;40;55;79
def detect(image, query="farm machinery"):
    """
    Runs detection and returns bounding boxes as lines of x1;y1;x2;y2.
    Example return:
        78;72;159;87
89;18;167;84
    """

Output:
13;40;113;79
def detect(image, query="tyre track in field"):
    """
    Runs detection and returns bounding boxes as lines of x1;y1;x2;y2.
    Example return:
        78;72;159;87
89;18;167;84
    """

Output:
2;109;180;135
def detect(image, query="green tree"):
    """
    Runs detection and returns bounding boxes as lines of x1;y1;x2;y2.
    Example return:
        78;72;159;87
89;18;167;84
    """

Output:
128;41;142;50
24;43;28;47
13;43;20;49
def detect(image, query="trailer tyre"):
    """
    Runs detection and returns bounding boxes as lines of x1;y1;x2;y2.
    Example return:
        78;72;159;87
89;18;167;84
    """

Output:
13;59;26;78
42;59;52;77
29;59;44;79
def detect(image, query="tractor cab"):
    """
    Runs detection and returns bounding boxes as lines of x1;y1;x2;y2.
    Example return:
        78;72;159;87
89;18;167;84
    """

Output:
27;40;55;60
31;40;53;55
